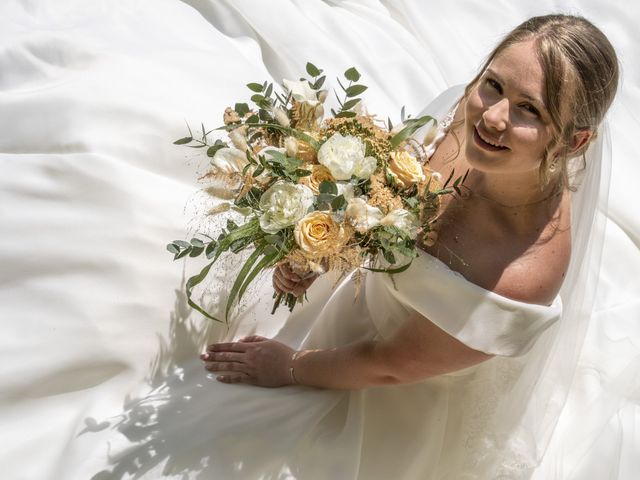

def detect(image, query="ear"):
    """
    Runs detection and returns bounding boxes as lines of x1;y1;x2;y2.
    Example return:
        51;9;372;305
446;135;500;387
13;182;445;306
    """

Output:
569;130;593;155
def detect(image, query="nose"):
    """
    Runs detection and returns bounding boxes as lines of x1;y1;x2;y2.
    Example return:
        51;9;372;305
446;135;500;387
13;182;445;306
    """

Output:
482;98;509;131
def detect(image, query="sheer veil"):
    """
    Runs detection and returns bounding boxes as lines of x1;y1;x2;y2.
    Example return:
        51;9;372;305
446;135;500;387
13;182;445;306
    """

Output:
418;85;612;476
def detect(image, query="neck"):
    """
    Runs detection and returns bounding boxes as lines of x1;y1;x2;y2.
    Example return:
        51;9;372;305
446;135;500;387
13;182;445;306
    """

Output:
465;169;560;209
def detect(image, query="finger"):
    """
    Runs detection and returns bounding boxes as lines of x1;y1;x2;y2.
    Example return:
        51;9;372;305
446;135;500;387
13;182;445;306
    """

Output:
216;373;251;384
274;275;296;294
239;335;267;343
280;264;302;282
275;271;299;290
200;351;245;362
206;342;249;353
205;361;246;373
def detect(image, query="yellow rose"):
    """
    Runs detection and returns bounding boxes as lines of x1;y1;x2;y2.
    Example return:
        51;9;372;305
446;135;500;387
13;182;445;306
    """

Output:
294;211;346;255
387;150;426;188
298;164;335;194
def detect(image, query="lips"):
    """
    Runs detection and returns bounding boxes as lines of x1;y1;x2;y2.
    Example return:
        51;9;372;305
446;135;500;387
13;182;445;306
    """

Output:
473;126;508;151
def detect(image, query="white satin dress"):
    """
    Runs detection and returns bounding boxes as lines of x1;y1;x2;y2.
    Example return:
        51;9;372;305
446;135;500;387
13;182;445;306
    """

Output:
87;96;565;480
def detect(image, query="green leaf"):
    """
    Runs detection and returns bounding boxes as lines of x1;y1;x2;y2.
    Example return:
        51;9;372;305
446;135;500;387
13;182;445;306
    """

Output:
331;194;346;211
205;241;217;259
190;238;204;247
252;164;265;177
265;83;273;98
383;250;396;264
174;137;192;145
225;245;266;321
175;246;192;260
237;248;285;307
189;245;205;257
312;75;326;90
246;114;259;124
166;243;179;254
336;111;356;118
207;144;225;158
306;62;322;77
389;114;436;149
344;67;361;82
342;98;360;110
174;240;191;248
345;84;367;97
235;102;250;116
185;260;224;322
251;94;265;103
319;180;338;195
247;82;264;92
264;234;281;244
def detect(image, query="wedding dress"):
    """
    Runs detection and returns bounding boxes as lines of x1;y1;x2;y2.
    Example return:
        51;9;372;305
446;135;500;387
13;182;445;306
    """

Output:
85;85;611;480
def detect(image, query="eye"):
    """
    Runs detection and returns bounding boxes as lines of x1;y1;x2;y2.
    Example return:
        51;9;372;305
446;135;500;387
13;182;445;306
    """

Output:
486;78;502;93
521;103;540;116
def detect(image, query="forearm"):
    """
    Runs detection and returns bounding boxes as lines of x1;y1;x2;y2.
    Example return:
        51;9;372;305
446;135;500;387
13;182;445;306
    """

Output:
290;341;405;390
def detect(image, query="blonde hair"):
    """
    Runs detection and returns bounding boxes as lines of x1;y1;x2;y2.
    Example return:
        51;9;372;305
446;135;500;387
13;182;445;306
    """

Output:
463;14;619;187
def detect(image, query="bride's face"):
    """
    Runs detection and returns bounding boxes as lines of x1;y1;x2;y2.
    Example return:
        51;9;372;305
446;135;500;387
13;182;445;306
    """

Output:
464;40;554;176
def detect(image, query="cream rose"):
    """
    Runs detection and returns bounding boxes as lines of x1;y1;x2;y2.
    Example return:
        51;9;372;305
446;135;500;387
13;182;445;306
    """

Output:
388;150;426;188
294;211;346;255
298;164;335;194
344;197;384;233
259;182;314;234
318;133;377;181
212;147;249;174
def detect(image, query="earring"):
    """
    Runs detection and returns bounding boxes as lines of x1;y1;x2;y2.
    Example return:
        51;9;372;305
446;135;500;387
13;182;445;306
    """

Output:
548;158;558;173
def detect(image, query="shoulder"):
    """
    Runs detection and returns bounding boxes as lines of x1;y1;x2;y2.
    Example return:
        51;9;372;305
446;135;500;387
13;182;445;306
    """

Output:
492;214;571;307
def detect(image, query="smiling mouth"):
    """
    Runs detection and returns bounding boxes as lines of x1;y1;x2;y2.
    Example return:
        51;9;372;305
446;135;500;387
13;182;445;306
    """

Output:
474;126;509;151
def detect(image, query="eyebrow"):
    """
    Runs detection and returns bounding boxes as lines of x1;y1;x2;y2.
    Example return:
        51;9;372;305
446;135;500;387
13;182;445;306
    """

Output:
486;68;547;109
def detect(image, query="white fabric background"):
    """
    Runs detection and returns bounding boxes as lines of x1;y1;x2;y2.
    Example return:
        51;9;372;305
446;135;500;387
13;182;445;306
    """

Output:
0;1;638;478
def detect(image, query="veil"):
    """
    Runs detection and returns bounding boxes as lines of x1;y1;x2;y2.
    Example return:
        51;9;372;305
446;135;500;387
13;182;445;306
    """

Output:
418;85;612;476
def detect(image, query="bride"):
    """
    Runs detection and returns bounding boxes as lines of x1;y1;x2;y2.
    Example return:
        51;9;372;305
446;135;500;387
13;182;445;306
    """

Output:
93;14;618;479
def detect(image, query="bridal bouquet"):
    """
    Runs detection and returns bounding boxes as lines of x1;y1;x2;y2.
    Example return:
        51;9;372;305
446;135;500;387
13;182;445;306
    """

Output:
168;63;462;323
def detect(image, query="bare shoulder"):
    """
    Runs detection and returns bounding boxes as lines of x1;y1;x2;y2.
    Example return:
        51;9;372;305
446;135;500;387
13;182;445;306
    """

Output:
493;209;572;307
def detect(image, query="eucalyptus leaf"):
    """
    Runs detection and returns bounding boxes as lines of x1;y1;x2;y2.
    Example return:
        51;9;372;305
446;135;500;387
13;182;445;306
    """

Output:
306;62;321;77
176;247;192;260
189;245;205;257
345;84;367;97
207;144;225;158
344;67;361;82
190;238;204;247
342;98;360;110
247;82;263;92
174;137;192;145
166;243;179;254
319;180;338;195
312;75;326;90
174;240;191;248
235;102;250;116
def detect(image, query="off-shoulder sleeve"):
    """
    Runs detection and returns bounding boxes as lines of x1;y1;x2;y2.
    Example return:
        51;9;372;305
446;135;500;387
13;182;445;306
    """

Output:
371;252;562;357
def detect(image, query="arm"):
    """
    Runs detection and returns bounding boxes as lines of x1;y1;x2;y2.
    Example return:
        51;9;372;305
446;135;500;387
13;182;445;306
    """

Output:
202;310;493;389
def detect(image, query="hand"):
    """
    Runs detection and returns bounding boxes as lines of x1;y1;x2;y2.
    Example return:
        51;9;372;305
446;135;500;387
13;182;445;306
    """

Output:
272;263;319;297
201;335;296;387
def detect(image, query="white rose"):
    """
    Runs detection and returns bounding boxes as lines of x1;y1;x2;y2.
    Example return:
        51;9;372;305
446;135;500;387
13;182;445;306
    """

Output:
318;133;375;181
259;182;314;234
354;155;377;180
344;197;384;233
212;147;249;174
380;209;420;239
282;79;319;107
